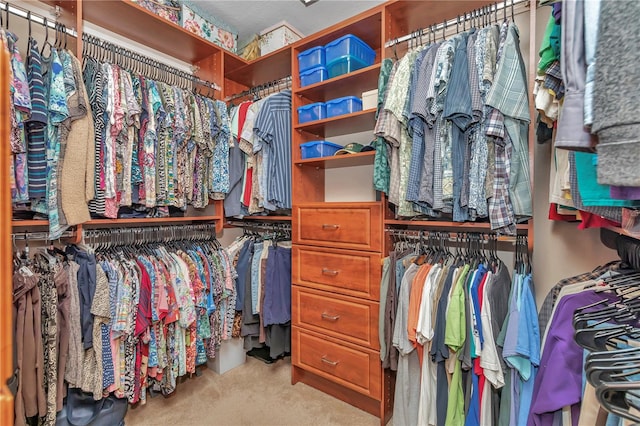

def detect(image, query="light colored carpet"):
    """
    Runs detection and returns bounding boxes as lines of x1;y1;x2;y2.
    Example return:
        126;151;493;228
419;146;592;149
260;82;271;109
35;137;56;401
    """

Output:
125;356;380;426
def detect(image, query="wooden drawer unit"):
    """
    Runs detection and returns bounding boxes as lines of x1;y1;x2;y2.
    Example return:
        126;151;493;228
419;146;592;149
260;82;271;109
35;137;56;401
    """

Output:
292;287;379;349
292;245;380;300
293;203;382;252
292;327;382;399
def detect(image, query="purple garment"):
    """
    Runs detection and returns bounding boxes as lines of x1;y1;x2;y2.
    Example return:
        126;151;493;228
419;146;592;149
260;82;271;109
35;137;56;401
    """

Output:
552;2;562;23
527;290;618;426
610;186;640;200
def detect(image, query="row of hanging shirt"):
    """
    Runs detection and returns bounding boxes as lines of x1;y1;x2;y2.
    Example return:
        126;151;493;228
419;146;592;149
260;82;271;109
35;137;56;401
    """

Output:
82;54;231;220
12;237;237;426
374;18;532;235
225;91;293;219
7;27;98;239
225;228;292;360
381;236;537;426
7;24;232;239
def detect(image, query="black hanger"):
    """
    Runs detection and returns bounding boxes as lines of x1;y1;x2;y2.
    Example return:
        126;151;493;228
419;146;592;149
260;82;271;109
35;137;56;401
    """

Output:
595;383;640;424
41;17;52;55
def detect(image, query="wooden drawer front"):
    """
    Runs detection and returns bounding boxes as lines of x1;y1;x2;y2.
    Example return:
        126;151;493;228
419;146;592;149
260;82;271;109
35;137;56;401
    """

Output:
292;327;381;399
293;246;380;300
293;287;379;349
294;204;382;251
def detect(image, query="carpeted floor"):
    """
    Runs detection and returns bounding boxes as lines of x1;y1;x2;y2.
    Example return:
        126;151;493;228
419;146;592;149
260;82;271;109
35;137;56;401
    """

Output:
125;356;380;426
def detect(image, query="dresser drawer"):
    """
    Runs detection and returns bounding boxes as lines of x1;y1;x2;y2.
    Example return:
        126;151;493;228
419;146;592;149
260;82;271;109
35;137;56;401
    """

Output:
292;246;380;300
292;287;379;349
292;327;381;399
293;203;382;252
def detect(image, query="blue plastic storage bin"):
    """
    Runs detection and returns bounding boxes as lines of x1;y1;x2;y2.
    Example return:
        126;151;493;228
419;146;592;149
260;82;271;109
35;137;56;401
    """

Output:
297;102;326;123
326;55;370;78
300;140;343;159
325;96;362;118
300;66;327;87
324;34;375;67
298;46;325;73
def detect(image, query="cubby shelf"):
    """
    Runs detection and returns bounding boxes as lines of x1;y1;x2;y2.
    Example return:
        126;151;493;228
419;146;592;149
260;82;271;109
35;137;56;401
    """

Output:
295;151;375;169
294;108;376;136
295;64;381;102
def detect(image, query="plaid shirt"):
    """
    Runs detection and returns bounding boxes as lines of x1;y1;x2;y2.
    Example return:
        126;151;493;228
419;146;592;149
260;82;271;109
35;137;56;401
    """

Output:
486;23;532;220
486;108;517;235
543;60;564;100
538;261;623;333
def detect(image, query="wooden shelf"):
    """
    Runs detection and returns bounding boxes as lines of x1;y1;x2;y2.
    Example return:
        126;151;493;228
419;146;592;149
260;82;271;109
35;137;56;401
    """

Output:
384;0;495;41
224;47;293;88
79;0;223;63
294;8;383;54
11;220;49;227
384;219;530;232
295;151;375;169
83;216;220;225
295;108;376;137
295;64;381;102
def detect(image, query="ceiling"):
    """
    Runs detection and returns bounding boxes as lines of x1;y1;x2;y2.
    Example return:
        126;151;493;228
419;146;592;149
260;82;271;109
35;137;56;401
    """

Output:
190;0;385;50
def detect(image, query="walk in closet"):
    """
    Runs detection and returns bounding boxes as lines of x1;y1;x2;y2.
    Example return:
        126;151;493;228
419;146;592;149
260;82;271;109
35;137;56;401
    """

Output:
3;0;639;424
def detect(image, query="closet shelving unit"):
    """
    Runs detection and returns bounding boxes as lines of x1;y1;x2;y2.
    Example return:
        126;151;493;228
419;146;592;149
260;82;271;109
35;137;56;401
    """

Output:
290;4;389;423
289;0;536;423
2;0;539;422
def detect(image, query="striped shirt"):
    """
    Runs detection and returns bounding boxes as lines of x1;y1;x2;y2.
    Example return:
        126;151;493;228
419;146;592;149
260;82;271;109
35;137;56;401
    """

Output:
253;90;292;210
26;37;48;200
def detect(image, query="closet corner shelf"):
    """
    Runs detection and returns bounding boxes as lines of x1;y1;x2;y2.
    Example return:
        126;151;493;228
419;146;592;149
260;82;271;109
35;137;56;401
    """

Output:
224;46;293;88
295;151;375;169
384;219;529;232
294;63;381;101
80;0;223;63
294;108;376;136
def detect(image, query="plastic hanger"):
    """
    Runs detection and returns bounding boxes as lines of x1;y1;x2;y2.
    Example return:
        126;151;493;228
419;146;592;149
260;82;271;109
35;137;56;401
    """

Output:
595;383;640;424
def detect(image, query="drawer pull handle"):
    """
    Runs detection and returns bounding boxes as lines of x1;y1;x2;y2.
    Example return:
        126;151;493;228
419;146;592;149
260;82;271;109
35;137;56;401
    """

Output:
321;356;339;366
321;224;340;230
321;313;340;321
321;268;339;276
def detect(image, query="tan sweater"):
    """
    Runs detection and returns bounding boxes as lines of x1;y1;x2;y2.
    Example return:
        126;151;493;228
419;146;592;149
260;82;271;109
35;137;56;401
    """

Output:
60;53;95;225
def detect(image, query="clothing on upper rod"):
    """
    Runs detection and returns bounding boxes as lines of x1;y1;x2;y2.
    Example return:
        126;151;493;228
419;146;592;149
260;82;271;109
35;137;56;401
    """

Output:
381;231;535;426
4;7;94;240
225;87;293;218
540;1;640;233
373;12;531;235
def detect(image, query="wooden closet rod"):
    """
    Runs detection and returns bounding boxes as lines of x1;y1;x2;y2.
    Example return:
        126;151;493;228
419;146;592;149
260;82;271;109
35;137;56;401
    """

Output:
0;1;77;37
384;0;531;48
